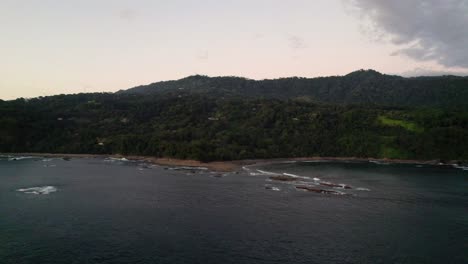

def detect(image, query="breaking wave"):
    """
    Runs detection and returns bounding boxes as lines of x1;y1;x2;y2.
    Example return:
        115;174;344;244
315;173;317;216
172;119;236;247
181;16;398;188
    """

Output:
249;172;266;176
369;160;390;165
8;156;35;161
356;187;371;191
282;173;310;180
106;157;131;162
257;170;281;176
452;164;468;171
17;186;57;195
264;185;281;191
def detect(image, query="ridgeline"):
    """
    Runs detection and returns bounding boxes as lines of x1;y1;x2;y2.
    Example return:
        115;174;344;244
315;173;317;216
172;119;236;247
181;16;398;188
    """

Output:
1;70;468;161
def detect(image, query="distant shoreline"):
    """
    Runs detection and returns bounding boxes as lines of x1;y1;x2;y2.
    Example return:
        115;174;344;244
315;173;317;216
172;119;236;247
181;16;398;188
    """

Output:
2;153;458;172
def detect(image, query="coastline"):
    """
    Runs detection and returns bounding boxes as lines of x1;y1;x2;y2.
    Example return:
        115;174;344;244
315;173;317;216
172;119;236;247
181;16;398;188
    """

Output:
1;152;456;172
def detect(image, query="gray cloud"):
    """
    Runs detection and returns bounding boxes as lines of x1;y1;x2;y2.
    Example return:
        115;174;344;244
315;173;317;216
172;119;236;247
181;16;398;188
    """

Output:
400;67;468;77
346;0;468;68
288;35;307;51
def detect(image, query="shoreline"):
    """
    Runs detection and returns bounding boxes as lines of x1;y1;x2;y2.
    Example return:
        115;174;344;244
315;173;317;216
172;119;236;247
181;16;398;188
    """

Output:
1;153;459;172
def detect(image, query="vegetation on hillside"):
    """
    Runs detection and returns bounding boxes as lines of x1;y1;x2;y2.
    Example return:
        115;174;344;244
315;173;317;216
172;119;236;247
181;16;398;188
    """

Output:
1;92;467;162
121;70;468;109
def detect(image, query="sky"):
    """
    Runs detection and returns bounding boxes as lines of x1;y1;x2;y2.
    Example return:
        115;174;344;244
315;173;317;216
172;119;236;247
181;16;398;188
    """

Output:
1;0;467;100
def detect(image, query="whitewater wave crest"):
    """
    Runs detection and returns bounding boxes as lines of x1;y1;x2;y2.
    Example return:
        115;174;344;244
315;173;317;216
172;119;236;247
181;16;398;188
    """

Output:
264;185;281;191
282;173;310;180
257;169;281;176
452;164;468;171
106;157;131;162
17;186;57;195
8;156;35;161
369;160;390;165
355;187;370;191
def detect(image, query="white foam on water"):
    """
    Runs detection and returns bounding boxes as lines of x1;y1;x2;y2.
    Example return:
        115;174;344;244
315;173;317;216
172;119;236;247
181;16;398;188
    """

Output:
332;184;347;189
264;185;281;191
452;164;468;171
369;160;390;165
356;187;370;191
17;186;57;195
257;169;281;176
0;156;14;161
333;190;347;195
313;177;321;181
293;180;319;186
107;157;130;162
282;173;310;179
8;156;35;161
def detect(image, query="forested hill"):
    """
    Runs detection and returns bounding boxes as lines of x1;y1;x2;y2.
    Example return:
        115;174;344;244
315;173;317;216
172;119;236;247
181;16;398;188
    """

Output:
1;93;468;161
1;70;468;161
120;70;468;108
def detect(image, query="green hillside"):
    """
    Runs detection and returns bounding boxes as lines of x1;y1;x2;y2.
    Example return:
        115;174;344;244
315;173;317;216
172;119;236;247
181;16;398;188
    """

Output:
120;70;468;109
1;92;467;161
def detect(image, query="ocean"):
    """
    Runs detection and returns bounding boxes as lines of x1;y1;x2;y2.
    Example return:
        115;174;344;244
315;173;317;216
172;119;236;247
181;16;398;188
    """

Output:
1;156;466;264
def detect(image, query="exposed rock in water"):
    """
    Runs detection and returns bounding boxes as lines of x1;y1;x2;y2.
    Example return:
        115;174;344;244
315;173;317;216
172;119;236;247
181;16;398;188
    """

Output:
269;175;299;182
295;186;343;195
171;166;209;172
319;182;352;189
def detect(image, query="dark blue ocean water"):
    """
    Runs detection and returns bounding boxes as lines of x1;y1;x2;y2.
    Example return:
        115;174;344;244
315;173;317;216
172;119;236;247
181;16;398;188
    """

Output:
1;157;467;264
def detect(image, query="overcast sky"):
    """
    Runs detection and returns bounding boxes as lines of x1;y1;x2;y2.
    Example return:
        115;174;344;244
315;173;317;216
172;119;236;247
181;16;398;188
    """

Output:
1;0;467;99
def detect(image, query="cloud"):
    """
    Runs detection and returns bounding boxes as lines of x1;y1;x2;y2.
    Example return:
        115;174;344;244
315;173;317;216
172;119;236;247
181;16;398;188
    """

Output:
400;67;468;77
346;0;468;68
288;35;307;51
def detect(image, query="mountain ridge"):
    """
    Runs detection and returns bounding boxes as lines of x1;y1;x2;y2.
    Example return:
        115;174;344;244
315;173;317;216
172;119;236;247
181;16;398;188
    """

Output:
118;69;468;108
2;69;468;161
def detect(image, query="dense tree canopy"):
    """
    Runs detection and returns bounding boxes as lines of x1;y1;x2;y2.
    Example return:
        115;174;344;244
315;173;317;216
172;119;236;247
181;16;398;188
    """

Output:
121;70;468;109
1;91;467;162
